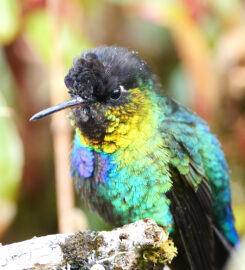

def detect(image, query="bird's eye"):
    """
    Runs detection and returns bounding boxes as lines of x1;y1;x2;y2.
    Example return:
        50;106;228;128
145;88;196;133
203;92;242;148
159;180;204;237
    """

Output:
110;88;121;100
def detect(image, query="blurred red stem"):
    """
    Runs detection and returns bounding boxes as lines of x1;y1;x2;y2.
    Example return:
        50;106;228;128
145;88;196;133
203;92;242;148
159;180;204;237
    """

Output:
46;0;74;233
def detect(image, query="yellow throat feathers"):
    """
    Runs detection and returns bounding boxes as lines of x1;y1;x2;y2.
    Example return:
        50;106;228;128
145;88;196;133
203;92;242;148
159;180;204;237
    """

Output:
76;88;159;153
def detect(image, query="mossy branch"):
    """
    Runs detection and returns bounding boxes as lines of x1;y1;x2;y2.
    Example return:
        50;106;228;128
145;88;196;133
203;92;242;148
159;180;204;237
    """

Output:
0;219;177;270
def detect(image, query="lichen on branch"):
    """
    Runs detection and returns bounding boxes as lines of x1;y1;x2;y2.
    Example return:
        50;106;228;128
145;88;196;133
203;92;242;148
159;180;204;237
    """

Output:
0;219;177;270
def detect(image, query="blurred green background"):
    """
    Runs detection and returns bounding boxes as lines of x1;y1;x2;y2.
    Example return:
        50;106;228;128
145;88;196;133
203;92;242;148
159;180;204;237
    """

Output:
0;0;245;244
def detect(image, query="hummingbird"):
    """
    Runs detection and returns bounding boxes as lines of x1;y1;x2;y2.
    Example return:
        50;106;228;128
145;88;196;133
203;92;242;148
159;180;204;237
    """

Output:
30;46;239;270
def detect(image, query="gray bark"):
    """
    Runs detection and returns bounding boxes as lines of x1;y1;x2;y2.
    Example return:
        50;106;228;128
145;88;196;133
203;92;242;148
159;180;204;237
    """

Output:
0;219;177;270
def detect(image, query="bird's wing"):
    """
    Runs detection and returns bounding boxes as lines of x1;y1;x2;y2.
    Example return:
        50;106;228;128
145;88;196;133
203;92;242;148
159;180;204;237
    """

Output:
160;98;236;269
164;133;215;270
161;98;238;245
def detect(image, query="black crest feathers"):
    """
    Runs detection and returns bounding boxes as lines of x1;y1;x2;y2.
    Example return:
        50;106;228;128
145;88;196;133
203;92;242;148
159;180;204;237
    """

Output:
64;53;106;101
64;46;154;101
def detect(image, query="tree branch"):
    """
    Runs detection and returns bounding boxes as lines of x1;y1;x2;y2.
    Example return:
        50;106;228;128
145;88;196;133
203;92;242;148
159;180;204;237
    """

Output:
0;219;177;270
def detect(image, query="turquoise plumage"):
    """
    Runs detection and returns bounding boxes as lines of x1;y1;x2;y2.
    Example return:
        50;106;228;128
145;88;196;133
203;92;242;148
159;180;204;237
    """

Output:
31;46;239;270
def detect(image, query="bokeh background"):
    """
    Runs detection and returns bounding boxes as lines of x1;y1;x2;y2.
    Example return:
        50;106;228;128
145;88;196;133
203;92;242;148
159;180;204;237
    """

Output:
0;0;245;245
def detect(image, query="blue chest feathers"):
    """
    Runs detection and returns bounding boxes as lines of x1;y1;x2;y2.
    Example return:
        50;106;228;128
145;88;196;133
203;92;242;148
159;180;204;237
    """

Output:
70;133;173;228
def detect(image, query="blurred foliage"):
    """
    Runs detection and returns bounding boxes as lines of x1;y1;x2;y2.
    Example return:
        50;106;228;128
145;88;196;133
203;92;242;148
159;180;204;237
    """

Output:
0;51;23;237
0;95;23;200
0;98;23;237
0;0;21;44
24;9;91;69
0;0;244;243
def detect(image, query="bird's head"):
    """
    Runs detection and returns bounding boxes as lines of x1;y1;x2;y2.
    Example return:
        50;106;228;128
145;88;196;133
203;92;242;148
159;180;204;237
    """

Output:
30;46;161;153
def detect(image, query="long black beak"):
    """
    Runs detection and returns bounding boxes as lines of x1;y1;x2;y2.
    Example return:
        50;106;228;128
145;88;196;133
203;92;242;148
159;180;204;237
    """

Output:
30;96;94;121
